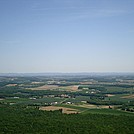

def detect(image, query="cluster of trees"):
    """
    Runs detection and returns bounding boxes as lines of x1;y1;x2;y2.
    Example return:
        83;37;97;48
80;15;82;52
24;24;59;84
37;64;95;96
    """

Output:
87;100;123;105
108;84;134;88
121;103;134;112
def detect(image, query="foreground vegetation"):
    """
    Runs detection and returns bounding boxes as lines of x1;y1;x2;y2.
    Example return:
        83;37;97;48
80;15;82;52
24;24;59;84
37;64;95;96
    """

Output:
0;105;134;134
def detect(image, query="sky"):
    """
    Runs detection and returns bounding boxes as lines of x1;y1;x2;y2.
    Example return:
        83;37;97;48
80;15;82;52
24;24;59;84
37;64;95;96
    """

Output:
0;0;134;73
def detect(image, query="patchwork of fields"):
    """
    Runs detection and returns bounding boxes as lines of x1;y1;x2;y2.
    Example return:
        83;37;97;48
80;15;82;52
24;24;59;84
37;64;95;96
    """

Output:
0;74;134;133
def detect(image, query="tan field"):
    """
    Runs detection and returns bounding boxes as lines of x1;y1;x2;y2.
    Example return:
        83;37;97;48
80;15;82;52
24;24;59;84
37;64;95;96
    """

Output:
76;104;113;109
107;94;115;97
6;84;17;87
61;85;79;91
30;85;59;90
121;94;134;99
39;106;79;114
30;85;78;91
78;104;97;109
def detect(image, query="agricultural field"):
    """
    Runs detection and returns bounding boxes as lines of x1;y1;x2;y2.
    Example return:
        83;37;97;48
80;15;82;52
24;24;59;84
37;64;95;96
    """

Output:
29;84;79;92
0;73;134;133
40;106;79;114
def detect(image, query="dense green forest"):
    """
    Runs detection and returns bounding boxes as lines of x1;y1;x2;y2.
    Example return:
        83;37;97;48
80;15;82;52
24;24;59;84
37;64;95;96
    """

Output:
0;105;134;134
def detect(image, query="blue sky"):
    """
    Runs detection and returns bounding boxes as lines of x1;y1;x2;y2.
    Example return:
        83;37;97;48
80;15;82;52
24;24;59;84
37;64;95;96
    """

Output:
0;0;134;73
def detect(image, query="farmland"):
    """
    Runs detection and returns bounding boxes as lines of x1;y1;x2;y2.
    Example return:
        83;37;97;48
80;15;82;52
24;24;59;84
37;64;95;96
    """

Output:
0;73;134;133
40;106;79;114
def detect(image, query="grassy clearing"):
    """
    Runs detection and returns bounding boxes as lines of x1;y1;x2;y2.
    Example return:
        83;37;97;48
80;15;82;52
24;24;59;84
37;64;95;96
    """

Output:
82;108;134;116
106;86;133;93
106;94;133;102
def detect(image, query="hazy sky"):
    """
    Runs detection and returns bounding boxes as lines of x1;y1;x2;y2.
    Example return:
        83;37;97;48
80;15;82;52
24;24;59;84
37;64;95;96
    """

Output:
0;0;134;73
